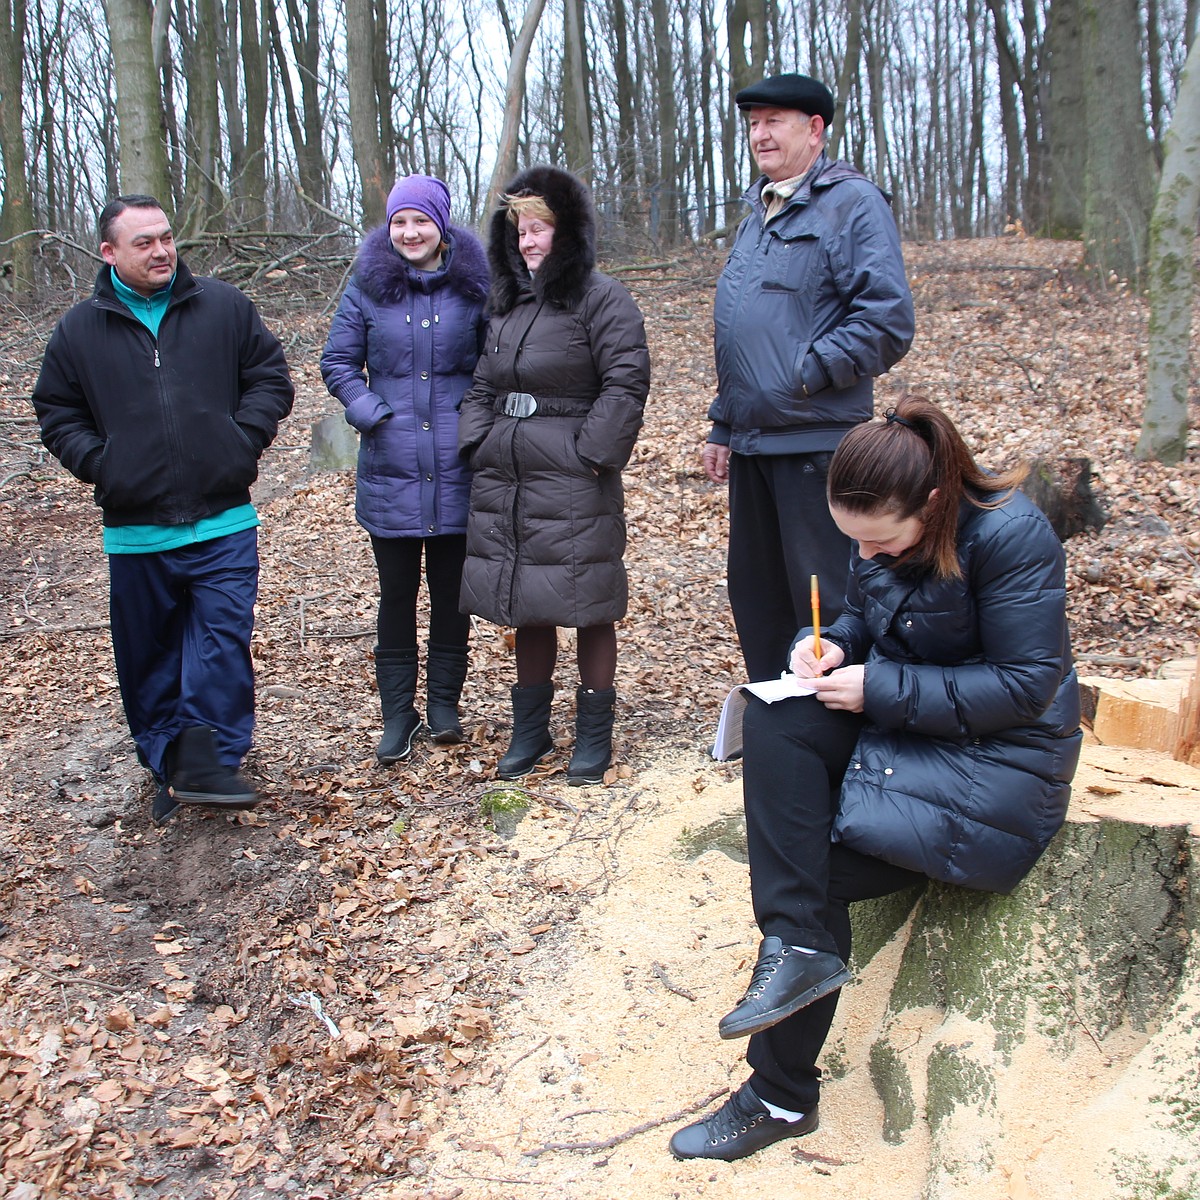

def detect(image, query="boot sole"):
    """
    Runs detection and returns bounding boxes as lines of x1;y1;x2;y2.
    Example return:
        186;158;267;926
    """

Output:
566;769;607;786
173;790;259;806
496;747;553;780
718;966;852;1039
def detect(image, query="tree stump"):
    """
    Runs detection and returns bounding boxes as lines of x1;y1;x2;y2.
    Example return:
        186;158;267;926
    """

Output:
843;744;1200;1198
308;413;358;473
1021;457;1108;540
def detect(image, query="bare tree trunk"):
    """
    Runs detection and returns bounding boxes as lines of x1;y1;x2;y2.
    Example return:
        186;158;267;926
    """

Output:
0;0;34;291
346;0;386;226
217;0;247;220
268;0;328;210
828;0;862;161
485;0;549;220
562;0;592;179
238;0;267;224
1147;0;1166;165
1081;0;1157;281
1018;0;1046;231
179;0;220;234
106;0;173;201
987;0;1022;225
650;0;677;244
372;0;395;186
611;0;638;196
1138;39;1200;463
725;0;768;224
1045;0;1086;237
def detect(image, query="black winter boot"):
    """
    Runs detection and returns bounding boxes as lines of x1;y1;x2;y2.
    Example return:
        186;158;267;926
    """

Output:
425;643;469;744
497;683;554;779
375;646;421;763
170;725;258;805
567;687;616;785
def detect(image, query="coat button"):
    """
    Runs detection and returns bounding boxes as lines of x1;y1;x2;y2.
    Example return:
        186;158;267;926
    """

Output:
420;371;429;380
421;318;430;328
884;767;893;775
425;473;433;481
428;524;435;533
422;421;430;430
853;762;861;769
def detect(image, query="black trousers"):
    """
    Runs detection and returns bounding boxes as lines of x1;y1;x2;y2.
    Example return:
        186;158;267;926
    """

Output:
727;452;853;681
739;693;925;1112
370;534;469;650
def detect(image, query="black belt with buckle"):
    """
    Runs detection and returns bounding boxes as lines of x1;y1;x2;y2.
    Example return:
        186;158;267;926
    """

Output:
500;391;538;418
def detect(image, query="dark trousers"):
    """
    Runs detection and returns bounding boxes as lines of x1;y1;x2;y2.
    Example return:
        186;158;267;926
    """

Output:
727;452;853;681
370;534;469;650
739;694;925;1112
108;529;259;781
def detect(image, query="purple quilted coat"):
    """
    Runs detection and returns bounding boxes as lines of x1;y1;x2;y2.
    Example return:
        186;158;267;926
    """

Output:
321;224;489;537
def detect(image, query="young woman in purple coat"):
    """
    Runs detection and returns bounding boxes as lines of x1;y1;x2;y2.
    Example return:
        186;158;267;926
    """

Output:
322;175;489;761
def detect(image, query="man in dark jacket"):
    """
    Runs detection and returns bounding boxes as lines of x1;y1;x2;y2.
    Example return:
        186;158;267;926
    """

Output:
32;195;294;824
705;74;915;680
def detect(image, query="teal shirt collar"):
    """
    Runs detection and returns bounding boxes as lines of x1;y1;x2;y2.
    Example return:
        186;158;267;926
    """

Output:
111;269;175;335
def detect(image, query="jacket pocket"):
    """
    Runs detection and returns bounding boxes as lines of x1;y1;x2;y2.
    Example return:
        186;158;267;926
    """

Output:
93;436;161;511
762;232;819;293
206;417;260;494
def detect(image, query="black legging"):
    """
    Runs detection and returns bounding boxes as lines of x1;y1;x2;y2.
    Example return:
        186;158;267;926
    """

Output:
738;693;925;1113
514;623;617;690
370;534;469;650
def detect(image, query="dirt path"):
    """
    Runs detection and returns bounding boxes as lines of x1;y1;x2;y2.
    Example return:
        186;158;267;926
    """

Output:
412;747;933;1200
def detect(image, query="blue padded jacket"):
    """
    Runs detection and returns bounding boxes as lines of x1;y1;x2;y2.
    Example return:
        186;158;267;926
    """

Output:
826;490;1082;894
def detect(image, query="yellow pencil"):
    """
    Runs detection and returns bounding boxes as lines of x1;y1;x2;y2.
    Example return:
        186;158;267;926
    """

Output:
811;574;822;661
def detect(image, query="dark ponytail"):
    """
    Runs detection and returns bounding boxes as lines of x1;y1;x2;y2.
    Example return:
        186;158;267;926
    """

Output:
827;394;1027;579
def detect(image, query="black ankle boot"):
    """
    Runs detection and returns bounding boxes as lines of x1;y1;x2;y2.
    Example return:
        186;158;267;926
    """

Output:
375;646;421;763
425;642;469;744
497;684;554;779
567;686;616;785
170;726;257;805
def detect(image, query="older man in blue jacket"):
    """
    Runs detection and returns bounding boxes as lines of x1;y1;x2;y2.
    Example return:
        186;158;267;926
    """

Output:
704;74;914;680
32;195;294;824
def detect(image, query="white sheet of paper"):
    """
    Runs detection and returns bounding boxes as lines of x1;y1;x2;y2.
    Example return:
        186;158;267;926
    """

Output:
711;674;817;760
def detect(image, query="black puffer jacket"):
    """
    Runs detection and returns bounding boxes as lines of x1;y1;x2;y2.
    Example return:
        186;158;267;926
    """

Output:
32;260;293;527
826;490;1082;893
458;166;650;627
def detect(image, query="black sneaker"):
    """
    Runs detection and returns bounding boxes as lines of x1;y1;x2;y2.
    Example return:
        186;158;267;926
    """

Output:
669;1084;818;1161
151;781;181;826
718;936;850;1039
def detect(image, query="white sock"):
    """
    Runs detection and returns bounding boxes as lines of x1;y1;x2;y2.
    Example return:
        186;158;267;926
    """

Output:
789;945;818;954
762;1098;807;1122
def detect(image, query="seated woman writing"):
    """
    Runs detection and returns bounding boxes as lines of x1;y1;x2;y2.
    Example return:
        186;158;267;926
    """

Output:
671;394;1083;1162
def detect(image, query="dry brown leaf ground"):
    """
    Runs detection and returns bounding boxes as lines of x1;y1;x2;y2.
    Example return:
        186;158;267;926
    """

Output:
0;237;1197;1198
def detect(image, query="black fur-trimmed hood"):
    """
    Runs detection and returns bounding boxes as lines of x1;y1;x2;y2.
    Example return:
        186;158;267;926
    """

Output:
353;223;489;306
487;165;596;313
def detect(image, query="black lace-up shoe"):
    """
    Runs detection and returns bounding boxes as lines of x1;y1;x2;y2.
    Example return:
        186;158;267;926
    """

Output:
669;1084;818;1161
718;936;851;1039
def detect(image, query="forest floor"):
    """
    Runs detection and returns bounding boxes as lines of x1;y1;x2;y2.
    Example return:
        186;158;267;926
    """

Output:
0;236;1197;1200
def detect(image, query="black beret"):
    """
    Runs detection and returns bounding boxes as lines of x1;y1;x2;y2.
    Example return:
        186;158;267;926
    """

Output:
735;74;835;126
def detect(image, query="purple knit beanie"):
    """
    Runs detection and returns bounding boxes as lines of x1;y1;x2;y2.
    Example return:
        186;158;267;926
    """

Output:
385;174;452;241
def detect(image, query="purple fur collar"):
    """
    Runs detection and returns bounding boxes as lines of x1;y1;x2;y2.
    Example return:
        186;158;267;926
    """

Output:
352;223;489;306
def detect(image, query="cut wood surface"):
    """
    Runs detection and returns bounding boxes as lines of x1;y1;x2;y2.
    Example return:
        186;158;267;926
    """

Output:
1079;656;1199;766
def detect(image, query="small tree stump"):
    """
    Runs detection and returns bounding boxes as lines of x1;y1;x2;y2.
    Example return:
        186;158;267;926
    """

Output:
1021;456;1107;540
309;413;358;473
